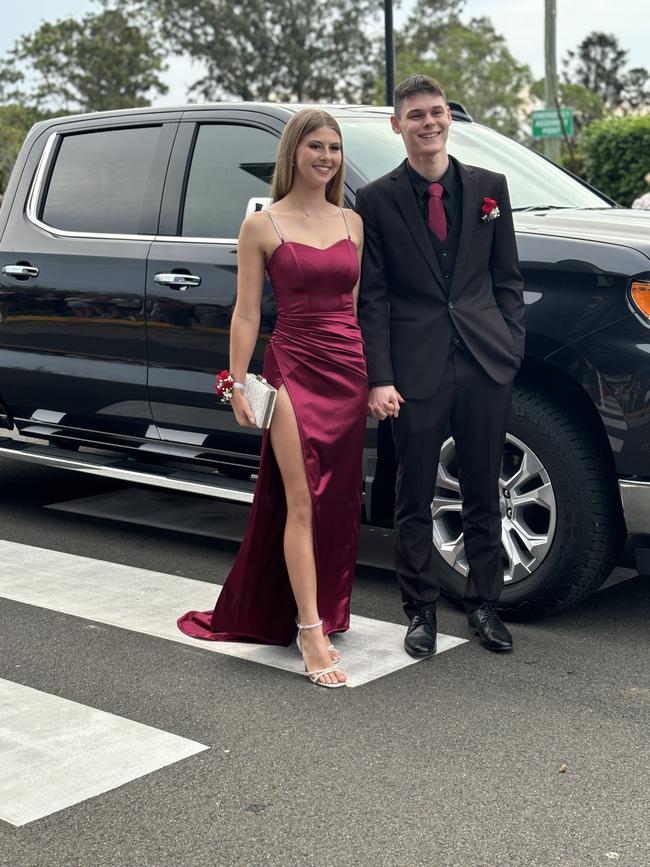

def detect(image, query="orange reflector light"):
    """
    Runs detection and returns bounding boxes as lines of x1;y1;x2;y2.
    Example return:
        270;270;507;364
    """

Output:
631;282;650;317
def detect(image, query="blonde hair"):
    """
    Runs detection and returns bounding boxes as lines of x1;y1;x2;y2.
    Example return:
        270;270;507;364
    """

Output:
271;109;344;207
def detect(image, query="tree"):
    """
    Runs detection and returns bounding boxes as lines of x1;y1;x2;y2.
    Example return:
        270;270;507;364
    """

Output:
392;9;532;138
395;0;465;56
0;60;24;105
563;32;649;113
0;105;44;193
623;67;650;112
7;5;168;113
115;0;382;102
563;32;627;106
580;115;650;205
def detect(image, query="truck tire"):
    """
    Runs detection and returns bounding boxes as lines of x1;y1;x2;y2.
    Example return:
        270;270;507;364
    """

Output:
431;385;624;618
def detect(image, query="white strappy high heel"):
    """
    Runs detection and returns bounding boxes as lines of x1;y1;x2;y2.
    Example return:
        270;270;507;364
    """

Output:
296;620;347;688
295;618;341;663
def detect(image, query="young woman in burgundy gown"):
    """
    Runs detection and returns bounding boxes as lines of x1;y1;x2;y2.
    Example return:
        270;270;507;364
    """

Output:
178;109;368;687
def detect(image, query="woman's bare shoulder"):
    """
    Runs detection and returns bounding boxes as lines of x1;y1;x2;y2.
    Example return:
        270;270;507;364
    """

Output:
239;209;273;242
343;208;364;244
344;207;363;229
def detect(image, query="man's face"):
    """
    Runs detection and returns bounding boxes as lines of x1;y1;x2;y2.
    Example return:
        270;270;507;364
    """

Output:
391;93;452;160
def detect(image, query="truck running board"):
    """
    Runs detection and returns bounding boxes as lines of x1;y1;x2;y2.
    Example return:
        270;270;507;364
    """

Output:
0;437;255;504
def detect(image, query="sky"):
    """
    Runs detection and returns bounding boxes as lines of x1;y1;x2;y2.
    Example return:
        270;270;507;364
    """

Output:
3;1;648;105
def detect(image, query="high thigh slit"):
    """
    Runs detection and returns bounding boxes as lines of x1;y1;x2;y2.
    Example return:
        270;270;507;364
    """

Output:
177;210;368;645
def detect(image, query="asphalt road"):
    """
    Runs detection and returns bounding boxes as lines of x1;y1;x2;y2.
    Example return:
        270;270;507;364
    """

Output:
0;458;649;867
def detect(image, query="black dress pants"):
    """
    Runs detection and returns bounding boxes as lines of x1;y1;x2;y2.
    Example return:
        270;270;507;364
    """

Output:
392;346;514;616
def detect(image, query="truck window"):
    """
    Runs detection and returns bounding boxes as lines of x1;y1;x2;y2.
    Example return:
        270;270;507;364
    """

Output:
41;126;163;235
181;124;278;239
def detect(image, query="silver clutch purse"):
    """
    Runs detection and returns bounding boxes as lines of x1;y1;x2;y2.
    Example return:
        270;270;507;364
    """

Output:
243;373;277;429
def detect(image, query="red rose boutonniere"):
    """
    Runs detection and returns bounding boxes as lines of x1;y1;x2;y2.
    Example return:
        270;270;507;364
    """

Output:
481;197;500;223
214;369;235;403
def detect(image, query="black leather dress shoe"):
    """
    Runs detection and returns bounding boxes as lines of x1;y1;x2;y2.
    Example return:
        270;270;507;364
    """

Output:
404;606;437;658
467;603;513;652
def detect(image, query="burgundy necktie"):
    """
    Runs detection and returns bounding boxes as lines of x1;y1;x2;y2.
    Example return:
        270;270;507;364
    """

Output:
427;182;447;242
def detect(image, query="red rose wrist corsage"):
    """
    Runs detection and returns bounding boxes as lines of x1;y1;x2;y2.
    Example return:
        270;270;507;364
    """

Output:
214;369;235;403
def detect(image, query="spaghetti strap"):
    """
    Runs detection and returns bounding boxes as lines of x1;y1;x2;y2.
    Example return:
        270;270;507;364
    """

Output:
266;210;285;243
340;208;351;240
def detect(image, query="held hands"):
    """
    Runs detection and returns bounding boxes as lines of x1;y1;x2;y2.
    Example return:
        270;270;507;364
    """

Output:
368;385;405;420
231;390;256;427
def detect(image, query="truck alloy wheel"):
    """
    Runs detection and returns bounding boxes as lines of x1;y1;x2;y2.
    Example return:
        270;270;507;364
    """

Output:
431;433;557;585
429;386;624;618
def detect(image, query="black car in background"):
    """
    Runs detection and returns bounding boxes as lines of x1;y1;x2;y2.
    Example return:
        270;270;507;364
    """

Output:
1;102;649;617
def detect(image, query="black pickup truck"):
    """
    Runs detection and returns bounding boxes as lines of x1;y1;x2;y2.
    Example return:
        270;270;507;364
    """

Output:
1;102;649;617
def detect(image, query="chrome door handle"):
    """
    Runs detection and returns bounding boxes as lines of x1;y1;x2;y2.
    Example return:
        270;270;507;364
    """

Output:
154;272;201;290
2;264;40;278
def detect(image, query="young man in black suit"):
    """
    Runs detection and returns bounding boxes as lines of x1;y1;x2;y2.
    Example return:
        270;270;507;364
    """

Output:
357;74;525;656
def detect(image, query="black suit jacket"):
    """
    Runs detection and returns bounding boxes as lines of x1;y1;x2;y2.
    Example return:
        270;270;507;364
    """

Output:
356;158;525;400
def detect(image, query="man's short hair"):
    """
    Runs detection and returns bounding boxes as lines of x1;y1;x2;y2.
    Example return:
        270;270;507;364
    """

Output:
394;74;447;116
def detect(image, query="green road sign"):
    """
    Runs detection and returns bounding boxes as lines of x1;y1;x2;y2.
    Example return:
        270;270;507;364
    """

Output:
531;108;574;139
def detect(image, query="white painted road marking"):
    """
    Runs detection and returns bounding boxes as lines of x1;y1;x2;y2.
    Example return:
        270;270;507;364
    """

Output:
0;540;467;688
0;679;208;827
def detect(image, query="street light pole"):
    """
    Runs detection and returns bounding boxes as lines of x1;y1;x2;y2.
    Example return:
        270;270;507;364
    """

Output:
544;0;561;162
385;0;395;106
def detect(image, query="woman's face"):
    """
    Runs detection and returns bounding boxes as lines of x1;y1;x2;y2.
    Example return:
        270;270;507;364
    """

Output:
293;125;342;189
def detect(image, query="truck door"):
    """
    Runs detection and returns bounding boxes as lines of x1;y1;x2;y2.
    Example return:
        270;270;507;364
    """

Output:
145;114;281;457
0;117;177;441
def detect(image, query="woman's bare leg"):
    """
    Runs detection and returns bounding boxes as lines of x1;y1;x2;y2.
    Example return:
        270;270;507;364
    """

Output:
270;385;345;685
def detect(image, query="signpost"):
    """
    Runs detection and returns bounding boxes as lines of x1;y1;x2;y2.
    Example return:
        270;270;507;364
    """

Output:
531;108;575;140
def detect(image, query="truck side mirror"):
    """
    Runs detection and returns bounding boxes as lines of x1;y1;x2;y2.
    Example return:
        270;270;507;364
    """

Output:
245;197;272;217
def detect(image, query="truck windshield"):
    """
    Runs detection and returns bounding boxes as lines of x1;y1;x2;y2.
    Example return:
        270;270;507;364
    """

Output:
337;116;610;211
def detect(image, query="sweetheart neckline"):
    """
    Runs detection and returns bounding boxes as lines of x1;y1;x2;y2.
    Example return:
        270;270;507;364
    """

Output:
266;238;354;268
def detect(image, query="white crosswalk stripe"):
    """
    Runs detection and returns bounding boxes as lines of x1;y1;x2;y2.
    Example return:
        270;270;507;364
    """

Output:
0;538;467;826
0;679;207;827
0;540;467;689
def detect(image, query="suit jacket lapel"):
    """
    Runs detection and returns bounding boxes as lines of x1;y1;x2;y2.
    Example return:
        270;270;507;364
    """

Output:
452;159;480;292
390;162;445;291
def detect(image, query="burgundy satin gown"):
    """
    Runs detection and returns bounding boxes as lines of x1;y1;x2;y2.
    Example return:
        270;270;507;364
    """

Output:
177;211;368;645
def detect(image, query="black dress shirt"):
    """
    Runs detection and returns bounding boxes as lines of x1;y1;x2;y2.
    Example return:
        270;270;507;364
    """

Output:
406;159;460;232
406;159;464;348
